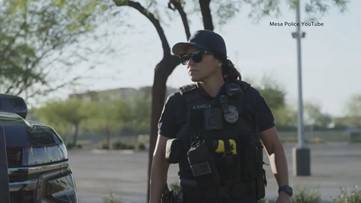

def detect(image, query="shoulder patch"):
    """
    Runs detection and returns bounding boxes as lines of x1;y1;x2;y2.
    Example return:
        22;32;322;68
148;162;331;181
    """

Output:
179;84;197;95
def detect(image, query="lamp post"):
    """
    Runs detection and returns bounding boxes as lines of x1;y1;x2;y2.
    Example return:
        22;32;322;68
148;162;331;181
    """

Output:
292;0;311;176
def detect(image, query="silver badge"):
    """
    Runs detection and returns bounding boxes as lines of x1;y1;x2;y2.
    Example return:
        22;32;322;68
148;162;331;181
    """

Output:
224;105;239;124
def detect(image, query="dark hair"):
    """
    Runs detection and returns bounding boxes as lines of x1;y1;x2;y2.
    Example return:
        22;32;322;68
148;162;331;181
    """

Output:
213;52;242;82
222;59;242;81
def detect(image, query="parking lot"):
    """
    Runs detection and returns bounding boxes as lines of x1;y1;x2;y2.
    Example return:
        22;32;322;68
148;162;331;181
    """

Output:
68;143;361;203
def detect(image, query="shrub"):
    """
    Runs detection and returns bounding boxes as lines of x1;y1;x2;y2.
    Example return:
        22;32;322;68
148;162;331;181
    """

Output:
101;144;110;150
102;192;122;203
66;143;82;149
112;141;134;150
136;142;147;151
349;132;361;143
293;187;321;203
333;187;361;203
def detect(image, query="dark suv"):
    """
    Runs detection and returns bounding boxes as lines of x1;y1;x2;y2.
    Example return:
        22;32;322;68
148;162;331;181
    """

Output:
0;94;78;203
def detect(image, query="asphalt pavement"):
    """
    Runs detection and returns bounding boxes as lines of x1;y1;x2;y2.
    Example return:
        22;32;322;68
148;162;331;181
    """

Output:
68;143;361;203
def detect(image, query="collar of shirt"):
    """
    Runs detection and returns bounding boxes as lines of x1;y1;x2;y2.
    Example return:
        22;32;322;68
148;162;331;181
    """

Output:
197;83;227;100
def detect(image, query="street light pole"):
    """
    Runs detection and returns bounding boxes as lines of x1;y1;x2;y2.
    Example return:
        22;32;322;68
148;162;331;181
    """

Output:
292;0;311;176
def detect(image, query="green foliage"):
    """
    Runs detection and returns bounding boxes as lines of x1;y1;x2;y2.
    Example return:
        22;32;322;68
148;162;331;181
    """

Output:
34;98;89;126
111;140;134;150
304;102;332;128
243;0;281;20
242;0;349;21
254;76;299;128
258;186;343;203
33;88;152;148
0;0;111;96
257;76;286;110
86;99;132;132
272;106;298;129
32;98;91;145
344;94;361;127
293;187;321;203
333;187;361;203
258;86;286;110
212;1;242;25
66;143;82;149
102;192;122;203
137;142;147;150
257;187;361;203
82;98;132;149
304;0;349;20
349;132;361;143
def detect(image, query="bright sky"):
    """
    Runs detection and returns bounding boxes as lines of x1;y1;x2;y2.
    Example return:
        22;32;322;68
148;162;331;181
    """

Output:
68;0;361;117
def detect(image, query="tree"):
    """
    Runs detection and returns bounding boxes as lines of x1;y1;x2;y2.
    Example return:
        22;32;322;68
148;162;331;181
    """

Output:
344;94;361;127
126;87;152;135
0;0;111;98
33;98;90;147
30;106;72;140
256;76;286;110
111;0;349;199
255;76;298;129
304;102;332;129
272;106;298;129
87;99;132;149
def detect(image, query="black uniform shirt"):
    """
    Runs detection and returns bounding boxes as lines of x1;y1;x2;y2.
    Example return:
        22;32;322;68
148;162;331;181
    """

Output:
158;82;275;139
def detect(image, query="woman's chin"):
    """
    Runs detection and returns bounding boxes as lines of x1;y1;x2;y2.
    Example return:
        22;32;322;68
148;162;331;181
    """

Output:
190;77;200;82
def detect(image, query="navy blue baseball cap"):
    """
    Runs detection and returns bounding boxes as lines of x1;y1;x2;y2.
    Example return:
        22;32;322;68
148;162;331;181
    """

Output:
172;30;227;58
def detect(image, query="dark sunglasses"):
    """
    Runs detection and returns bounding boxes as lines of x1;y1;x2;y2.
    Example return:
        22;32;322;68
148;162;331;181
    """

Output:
179;50;211;65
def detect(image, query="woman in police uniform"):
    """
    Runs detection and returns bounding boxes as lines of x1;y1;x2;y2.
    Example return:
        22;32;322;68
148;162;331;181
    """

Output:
149;30;292;203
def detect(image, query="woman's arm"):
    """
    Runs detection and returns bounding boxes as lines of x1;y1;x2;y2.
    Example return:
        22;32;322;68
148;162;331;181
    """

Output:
149;134;170;203
259;126;292;203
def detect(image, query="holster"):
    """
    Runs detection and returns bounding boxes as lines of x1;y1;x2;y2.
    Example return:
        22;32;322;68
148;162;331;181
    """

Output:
256;169;267;199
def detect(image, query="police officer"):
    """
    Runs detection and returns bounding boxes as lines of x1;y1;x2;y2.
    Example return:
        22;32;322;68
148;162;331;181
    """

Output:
149;30;292;203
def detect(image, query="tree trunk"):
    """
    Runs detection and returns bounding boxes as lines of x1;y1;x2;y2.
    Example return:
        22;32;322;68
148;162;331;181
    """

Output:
148;55;179;199
107;131;111;150
72;124;79;147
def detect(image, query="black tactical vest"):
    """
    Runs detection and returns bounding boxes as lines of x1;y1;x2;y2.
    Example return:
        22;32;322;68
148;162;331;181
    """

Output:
175;81;266;200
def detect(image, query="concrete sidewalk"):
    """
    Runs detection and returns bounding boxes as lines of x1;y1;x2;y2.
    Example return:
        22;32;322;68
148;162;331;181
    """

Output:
68;143;361;203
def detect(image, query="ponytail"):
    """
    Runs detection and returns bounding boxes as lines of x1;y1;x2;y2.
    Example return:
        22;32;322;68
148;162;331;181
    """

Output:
221;59;242;81
213;52;242;82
